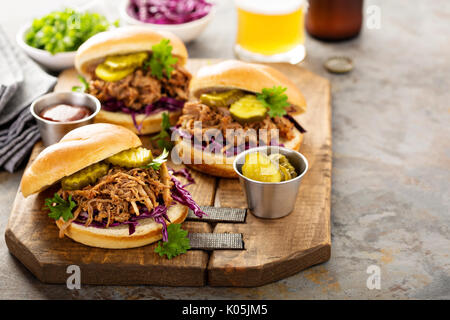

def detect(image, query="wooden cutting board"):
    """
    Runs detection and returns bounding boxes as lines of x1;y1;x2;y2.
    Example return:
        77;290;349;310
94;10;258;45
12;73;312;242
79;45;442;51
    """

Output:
5;59;331;287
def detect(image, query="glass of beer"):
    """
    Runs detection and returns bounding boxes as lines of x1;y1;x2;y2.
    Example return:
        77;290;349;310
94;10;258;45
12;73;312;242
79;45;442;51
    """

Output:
234;0;306;64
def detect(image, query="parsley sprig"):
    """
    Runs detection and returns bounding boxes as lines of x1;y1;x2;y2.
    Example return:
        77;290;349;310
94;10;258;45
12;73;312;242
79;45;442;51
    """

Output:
44;193;76;222
151;112;174;150
154;224;190;259
256;86;290;118
72;75;89;93
143;148;169;171
143;39;178;79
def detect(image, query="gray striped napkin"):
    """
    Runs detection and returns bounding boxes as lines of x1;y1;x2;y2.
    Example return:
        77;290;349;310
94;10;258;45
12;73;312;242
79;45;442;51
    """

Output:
0;25;57;172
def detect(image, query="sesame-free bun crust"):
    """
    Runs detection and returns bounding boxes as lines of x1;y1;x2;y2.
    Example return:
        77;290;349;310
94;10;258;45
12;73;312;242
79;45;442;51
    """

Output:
94;109;181;135
75;26;188;77
190;60;307;115
56;203;188;249
20;123;142;197
174;127;304;178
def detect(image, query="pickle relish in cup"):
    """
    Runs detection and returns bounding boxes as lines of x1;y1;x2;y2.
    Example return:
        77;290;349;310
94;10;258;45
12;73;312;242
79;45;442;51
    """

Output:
233;146;309;219
242;152;298;183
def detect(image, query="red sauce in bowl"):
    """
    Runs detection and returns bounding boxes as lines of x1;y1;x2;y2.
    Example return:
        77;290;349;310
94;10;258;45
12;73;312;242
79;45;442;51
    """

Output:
39;104;92;122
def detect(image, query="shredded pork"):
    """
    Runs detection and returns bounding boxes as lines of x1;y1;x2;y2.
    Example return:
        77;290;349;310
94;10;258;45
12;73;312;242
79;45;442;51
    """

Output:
57;163;173;238
160;66;191;100
177;101;295;147
87;65;191;111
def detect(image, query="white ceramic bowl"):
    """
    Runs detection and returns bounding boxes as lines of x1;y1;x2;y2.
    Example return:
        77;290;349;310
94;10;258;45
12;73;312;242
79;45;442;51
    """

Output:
16;23;77;72
119;0;215;43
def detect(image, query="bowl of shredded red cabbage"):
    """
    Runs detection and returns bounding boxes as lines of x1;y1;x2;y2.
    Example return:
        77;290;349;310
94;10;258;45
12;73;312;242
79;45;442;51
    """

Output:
120;0;215;42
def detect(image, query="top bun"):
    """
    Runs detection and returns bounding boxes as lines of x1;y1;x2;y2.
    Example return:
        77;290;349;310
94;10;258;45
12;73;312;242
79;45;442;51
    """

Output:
75;26;188;77
190;60;307;114
21;123;141;197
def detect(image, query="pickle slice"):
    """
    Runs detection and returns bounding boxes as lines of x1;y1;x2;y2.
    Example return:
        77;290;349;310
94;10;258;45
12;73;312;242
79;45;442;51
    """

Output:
283;162;297;179
61;162;110;190
229;95;267;124
95;52;149;82
269;153;297;180
280;158;297;179
278;165;292;181
199;89;245;108
104;52;149;70
242;152;281;183
106;147;153;168
269;153;286;165
95;63;135;82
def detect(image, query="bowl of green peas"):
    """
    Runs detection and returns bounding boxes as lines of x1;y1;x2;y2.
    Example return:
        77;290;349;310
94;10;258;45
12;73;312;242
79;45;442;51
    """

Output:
17;8;117;71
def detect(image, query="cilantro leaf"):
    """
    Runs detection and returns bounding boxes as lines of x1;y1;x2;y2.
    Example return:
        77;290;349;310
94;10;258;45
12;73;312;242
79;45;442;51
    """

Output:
72;75;89;92
144;39;178;79
44;193;76;222
151;112;174;150
161;111;172;130
154;224;190;259
157;139;173;150
156;137;174;152
256;86;290;118
143;148;169;170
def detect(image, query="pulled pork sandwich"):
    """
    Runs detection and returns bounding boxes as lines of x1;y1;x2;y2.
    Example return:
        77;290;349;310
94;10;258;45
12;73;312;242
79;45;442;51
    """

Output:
21;123;205;249
74;26;191;135
173;60;307;178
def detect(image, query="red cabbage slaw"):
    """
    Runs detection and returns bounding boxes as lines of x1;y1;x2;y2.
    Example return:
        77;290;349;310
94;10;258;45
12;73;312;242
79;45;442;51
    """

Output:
74;205;169;240
171;176;206;219
102;97;184;132
127;0;213;25
168;167;195;187
73;176;205;241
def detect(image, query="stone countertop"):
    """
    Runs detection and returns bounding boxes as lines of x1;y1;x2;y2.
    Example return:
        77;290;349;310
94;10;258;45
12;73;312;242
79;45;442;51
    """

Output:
0;0;449;299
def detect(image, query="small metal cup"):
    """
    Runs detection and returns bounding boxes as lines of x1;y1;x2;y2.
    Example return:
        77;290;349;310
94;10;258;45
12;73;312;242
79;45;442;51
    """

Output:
233;146;309;219
30;92;101;146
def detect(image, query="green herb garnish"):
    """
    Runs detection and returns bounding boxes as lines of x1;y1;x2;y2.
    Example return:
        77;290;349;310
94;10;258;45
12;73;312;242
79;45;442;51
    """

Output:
143;148;169;171
151;112;174;150
143;39;178;79
72;75;89;92
154;224;191;259
25;9;113;55
256;86;290;118
44;193;76;222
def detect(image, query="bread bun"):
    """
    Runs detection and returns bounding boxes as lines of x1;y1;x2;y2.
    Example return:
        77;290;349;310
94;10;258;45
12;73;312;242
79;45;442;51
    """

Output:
190;60;307;115
94;109;181;135
75;26;188;77
173;127;304;178
21;123;141;197
56;203;188;249
74;26;188;134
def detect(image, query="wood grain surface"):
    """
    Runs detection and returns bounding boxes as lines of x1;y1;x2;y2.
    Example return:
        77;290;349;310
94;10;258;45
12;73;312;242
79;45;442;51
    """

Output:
209;63;332;286
5;59;331;287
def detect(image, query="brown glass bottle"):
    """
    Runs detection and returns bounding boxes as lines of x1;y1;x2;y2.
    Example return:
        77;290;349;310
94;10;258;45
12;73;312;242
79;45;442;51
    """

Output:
306;0;363;41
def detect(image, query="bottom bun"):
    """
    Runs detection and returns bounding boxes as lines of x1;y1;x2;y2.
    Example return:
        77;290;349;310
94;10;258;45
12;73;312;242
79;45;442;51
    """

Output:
174;127;304;178
56;203;188;249
94;109;181;135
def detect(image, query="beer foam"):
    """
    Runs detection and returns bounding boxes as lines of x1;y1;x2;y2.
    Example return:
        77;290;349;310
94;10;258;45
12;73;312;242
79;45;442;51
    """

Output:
235;0;305;15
